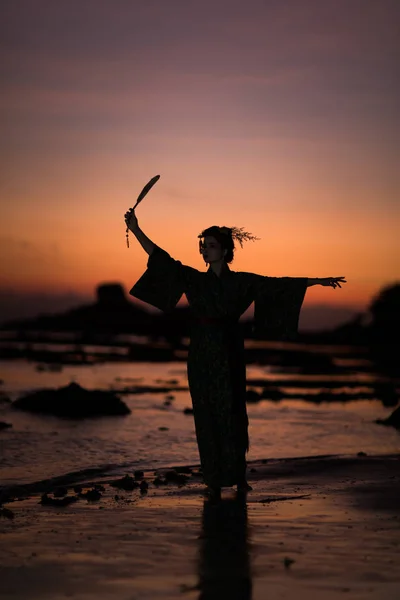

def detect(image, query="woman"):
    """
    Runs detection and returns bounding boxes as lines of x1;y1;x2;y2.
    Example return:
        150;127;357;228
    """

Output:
125;209;346;500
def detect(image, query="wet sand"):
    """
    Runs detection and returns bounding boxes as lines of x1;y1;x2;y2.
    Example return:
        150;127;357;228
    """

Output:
1;453;399;600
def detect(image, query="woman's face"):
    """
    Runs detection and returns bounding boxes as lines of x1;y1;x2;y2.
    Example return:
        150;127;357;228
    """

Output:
200;236;226;263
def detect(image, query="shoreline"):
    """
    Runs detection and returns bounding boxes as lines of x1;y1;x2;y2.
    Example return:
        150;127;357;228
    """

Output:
1;451;398;502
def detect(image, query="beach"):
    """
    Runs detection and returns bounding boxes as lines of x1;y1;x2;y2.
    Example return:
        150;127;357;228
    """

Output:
1;453;399;600
1;352;399;599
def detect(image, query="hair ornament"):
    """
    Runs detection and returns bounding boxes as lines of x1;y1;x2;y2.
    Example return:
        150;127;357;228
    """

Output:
216;226;260;248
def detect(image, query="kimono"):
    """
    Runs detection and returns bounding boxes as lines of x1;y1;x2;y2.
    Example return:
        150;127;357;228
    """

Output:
130;246;308;489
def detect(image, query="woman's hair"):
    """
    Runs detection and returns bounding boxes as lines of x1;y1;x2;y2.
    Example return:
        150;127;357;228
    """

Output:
198;226;260;264
198;225;235;263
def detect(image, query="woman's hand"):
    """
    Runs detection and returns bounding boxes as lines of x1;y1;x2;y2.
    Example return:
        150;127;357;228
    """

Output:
321;277;347;289
124;208;139;232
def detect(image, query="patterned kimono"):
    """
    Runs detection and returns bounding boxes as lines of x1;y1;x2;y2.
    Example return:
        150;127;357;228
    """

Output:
130;246;308;488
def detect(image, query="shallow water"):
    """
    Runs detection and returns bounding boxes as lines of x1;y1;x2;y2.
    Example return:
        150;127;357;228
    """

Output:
0;358;399;489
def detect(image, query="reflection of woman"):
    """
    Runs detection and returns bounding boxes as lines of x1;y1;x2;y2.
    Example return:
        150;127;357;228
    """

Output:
197;496;251;600
125;209;346;500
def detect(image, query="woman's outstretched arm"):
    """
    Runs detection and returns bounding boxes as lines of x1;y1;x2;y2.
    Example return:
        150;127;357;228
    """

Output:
307;277;347;289
124;209;156;256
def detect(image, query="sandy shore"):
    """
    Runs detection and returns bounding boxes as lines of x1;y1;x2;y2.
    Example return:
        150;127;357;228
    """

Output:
1;453;399;600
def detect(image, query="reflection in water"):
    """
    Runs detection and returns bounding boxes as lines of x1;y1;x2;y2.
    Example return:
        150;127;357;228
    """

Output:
197;495;252;600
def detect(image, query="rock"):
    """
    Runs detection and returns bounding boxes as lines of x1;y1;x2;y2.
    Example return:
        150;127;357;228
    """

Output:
284;557;295;569
164;470;189;485
374;382;398;407
0;421;12;430
12;382;131;418
139;480;148;493
0;507;14;519
153;476;167;486
110;475;139;491
53;487;68;497
84;489;102;501
134;470;144;480
40;493;78;507
376;405;400;429
173;466;192;474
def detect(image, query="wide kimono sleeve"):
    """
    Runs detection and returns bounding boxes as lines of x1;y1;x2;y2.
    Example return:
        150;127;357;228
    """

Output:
252;275;308;341
129;246;186;312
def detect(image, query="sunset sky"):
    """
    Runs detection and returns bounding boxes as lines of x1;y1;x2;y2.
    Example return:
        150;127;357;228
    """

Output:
1;0;399;327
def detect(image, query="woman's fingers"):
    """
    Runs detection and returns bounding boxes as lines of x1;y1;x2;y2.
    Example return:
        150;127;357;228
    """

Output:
124;209;138;232
331;277;347;288
124;209;135;223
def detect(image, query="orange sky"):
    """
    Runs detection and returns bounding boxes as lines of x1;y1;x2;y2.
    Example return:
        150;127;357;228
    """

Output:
1;1;399;324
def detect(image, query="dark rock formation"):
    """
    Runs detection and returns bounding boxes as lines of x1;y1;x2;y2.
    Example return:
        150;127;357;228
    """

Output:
172;466;192;474
40;493;78;507
2;283;154;336
164;470;189;485
110;475;139;491
81;488;102;501
139;480;149;493
12;382;130;418
373;382;399;407
376;405;400;430
153;476;167;486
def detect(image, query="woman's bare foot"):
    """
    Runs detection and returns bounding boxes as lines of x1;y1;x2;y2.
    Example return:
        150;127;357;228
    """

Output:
205;486;221;502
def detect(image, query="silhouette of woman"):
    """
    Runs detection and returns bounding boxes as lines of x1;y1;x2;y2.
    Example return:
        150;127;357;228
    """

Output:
125;208;346;500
